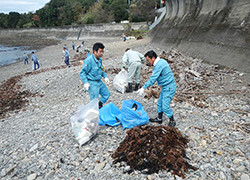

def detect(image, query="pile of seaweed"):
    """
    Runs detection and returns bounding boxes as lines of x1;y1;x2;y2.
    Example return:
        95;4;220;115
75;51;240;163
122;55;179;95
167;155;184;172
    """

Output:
112;125;198;178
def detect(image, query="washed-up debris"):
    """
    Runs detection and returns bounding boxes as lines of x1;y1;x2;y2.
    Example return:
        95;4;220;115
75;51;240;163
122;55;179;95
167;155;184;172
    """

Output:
0;75;39;119
112;125;198;178
141;49;246;108
0;61;80;120
73;52;89;61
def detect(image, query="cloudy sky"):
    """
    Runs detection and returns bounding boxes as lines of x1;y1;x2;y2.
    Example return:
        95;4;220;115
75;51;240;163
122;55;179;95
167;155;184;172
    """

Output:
0;0;51;14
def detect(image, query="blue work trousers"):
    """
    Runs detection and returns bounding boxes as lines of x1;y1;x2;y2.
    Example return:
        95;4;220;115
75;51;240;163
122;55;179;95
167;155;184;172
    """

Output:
157;84;176;118
33;61;40;70
64;56;70;66
88;80;110;104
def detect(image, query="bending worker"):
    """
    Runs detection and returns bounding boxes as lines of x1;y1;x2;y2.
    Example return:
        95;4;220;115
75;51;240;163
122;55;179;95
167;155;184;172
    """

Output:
137;50;177;127
80;42;110;109
122;48;145;92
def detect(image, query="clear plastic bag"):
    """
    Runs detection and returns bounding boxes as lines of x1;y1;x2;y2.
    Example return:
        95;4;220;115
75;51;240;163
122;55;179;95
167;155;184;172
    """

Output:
70;98;99;145
113;70;128;94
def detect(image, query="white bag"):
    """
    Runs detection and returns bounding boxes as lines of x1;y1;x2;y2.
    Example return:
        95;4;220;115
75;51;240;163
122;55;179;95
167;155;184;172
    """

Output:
70;98;99;145
113;70;128;94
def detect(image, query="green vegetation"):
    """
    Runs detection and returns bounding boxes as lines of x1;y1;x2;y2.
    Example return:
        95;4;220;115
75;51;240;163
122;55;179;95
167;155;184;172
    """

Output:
0;0;157;29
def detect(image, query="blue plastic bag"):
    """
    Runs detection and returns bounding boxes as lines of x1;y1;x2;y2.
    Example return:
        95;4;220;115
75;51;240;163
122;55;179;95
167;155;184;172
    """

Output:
119;99;149;129
99;102;121;126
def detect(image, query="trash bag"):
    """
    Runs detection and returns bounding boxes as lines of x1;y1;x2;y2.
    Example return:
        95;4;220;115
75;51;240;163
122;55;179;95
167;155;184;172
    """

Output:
70;98;99;145
119;99;149;129
99;102;121;126
113;70;128;94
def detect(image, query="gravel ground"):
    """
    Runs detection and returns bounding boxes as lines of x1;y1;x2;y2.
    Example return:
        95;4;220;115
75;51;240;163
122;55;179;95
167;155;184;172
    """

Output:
0;37;249;180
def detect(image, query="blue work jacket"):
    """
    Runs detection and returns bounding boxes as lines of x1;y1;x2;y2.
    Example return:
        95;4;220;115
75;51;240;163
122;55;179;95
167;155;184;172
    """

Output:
143;59;176;89
80;54;107;84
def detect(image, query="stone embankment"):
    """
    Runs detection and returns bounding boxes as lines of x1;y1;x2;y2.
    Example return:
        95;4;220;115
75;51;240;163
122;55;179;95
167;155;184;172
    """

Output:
0;22;147;41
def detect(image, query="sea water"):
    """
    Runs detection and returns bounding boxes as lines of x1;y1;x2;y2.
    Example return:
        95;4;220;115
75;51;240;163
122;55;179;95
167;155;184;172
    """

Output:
0;45;35;67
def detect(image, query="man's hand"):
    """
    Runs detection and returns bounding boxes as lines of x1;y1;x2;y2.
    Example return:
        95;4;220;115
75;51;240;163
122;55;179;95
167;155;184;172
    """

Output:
137;88;145;95
84;83;90;91
104;77;109;84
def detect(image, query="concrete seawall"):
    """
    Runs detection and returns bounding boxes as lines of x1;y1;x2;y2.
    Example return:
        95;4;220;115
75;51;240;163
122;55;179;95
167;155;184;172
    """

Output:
0;22;147;40
150;0;250;73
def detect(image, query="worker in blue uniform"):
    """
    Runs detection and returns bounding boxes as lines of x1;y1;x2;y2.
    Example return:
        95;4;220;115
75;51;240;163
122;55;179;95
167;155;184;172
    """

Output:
137;50;177;127
31;51;40;70
80;42;110;109
62;47;70;68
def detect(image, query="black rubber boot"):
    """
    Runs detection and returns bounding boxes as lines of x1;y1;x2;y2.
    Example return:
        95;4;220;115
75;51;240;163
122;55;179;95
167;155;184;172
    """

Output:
149;112;163;124
125;83;133;93
99;101;103;109
168;116;176;127
134;83;140;91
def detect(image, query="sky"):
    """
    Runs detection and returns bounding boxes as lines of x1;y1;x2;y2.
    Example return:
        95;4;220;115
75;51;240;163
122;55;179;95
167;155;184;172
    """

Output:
0;0;51;14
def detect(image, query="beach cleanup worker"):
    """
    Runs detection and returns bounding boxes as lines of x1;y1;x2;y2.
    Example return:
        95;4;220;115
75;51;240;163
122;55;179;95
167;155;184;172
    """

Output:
31;51;39;70
62;47;70;68
137;50;177;127
80;42;110;109
122;48;145;92
24;53;28;64
72;42;75;50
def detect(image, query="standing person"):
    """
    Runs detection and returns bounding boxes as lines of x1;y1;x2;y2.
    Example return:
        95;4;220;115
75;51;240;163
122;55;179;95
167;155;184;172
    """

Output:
31;51;39;70
62;47;70;68
24;53;28;64
137;50;177;127
72;42;75;50
122;48;145;92
80;42;110;109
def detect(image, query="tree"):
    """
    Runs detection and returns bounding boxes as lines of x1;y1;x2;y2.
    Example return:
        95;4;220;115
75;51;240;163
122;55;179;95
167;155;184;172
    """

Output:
111;0;129;22
129;0;155;23
7;12;21;28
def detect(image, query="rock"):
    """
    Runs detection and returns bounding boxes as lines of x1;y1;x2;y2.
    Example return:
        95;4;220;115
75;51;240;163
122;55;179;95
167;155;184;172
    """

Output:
233;158;243;164
147;175;153;180
94;162;106;171
200;140;206;146
29;144;38;152
236;166;245;172
211;112;218;116
27;173;37;180
241;174;250;180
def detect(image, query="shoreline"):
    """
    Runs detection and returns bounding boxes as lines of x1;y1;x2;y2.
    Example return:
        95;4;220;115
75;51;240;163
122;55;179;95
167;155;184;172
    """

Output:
0;36;249;180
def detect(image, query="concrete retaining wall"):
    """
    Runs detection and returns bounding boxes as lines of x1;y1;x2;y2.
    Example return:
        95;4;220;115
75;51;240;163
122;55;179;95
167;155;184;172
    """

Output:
150;0;250;73
0;22;147;40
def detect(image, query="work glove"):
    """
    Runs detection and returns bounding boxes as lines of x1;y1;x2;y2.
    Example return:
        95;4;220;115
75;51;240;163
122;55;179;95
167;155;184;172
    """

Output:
121;68;125;72
137;88;145;95
84;83;90;91
104;77;109;84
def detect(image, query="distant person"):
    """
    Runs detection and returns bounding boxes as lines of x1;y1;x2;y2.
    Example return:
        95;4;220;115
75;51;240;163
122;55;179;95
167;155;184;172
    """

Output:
31;51;39;70
80;42;110;109
24;53;28;64
123;33;127;42
72;42;75;50
62;47;70;68
122;48;145;92
81;41;85;47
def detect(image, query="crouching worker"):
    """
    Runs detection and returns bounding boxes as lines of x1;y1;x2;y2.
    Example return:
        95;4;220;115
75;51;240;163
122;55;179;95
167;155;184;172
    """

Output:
137;50;177;127
122;48;145;92
80;42;110;109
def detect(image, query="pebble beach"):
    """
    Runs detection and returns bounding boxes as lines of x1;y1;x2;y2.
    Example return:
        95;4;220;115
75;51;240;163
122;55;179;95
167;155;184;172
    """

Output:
0;37;249;180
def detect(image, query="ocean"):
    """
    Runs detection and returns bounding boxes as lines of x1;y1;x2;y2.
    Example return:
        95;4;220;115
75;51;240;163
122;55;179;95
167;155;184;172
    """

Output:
0;45;35;67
